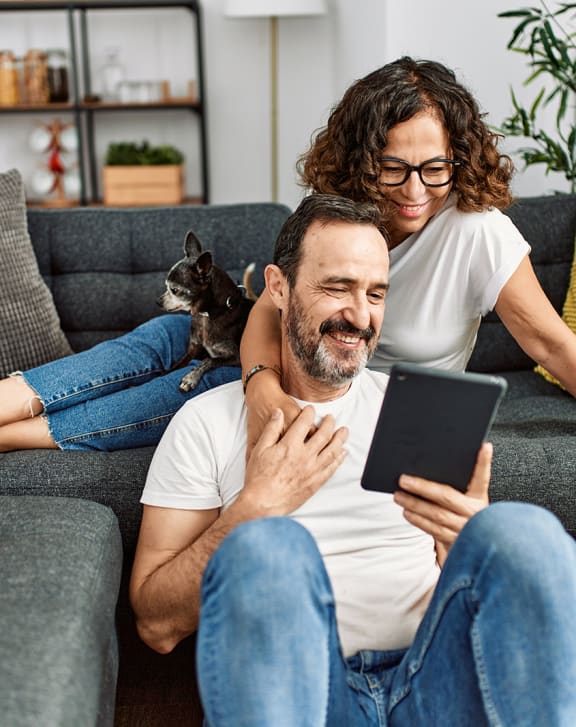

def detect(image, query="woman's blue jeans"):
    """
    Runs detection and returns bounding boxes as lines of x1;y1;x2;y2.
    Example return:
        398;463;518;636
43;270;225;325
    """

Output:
21;315;240;450
197;503;576;727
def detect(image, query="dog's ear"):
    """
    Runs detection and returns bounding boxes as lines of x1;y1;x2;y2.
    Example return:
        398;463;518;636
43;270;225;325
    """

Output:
184;230;203;259
195;251;213;277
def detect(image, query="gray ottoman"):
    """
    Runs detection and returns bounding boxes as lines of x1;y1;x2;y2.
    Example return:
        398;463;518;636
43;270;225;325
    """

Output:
0;496;122;727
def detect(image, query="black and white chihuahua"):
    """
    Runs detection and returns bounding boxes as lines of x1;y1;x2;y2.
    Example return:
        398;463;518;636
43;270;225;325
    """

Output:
159;230;256;392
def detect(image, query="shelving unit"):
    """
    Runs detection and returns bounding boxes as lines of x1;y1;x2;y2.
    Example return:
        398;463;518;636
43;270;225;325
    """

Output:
0;0;208;205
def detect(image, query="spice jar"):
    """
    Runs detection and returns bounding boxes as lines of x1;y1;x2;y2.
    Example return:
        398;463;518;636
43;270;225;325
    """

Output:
23;49;49;104
0;50;19;105
46;49;69;102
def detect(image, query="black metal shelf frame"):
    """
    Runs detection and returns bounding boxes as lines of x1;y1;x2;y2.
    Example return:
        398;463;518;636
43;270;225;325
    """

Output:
0;0;209;205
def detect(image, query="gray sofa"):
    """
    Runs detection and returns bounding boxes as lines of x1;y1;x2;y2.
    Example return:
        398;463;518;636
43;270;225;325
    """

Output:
0;196;575;725
468;195;576;535
0;496;122;727
4;202;291;726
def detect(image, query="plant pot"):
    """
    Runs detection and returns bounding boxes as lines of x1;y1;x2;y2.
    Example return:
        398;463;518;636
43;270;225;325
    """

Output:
102;164;184;206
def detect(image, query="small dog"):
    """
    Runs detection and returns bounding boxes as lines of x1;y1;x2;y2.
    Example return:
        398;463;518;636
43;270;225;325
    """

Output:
159;230;256;392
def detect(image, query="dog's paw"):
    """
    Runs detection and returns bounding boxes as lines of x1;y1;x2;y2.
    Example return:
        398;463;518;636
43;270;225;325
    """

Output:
179;371;201;392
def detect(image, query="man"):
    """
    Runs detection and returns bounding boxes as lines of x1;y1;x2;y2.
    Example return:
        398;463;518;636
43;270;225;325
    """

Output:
131;194;576;726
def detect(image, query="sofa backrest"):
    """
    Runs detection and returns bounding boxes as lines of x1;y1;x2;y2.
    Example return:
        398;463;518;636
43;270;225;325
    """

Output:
27;203;291;352
27;194;576;370
468;194;576;372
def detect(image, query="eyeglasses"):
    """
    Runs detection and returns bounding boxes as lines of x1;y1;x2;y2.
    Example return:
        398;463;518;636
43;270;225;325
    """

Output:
379;157;461;187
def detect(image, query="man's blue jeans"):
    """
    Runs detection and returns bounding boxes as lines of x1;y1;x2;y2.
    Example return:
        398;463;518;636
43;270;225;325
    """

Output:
197;503;576;726
20;315;240;450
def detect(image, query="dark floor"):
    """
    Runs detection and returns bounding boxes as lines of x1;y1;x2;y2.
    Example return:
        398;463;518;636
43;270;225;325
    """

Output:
114;610;204;727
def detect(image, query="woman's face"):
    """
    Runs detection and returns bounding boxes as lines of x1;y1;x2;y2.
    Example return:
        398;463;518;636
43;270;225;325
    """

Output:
378;111;453;248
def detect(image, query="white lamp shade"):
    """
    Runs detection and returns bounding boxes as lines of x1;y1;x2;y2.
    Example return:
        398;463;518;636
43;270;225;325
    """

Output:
225;0;327;17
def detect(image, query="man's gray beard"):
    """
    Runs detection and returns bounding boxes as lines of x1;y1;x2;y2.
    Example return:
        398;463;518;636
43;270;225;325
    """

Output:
304;338;369;386
285;295;374;387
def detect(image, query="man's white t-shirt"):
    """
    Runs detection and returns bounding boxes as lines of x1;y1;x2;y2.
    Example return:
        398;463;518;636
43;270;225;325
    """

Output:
370;195;531;373
142;371;440;658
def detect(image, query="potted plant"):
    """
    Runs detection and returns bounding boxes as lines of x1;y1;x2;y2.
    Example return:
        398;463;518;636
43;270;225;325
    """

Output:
102;140;185;206
498;2;576;191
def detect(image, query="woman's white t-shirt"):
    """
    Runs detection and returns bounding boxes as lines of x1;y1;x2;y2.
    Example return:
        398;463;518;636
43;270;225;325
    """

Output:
370;195;531;373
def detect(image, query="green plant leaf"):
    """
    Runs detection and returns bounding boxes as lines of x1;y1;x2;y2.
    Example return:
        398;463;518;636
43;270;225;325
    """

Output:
529;86;546;119
498;10;536;18
105;140;184;166
557;87;569;125
499;0;576;188
506;15;541;48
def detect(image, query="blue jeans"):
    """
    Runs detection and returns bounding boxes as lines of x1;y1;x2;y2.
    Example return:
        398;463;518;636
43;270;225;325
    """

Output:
21;315;241;450
197;503;576;727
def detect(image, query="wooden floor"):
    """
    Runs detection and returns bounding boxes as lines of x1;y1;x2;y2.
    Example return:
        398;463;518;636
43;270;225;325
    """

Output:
115;702;203;727
114;610;204;727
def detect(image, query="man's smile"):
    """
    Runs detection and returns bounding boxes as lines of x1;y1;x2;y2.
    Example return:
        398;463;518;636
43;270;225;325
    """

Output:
319;321;376;353
330;331;364;345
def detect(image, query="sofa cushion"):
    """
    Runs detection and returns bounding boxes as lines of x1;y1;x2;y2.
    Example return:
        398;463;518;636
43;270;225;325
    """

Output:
0;448;152;574
26;203;292;352
0;169;73;377
489;370;576;536
0;496;122;725
468;194;576;373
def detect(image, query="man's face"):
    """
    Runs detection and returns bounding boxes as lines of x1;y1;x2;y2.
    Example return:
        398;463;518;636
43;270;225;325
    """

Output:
283;220;389;390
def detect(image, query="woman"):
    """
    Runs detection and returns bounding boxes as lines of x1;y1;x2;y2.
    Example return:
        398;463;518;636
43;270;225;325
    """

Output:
240;56;576;450
1;56;575;452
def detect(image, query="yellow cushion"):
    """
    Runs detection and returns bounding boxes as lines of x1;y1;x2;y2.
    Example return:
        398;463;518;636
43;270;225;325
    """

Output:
534;240;576;389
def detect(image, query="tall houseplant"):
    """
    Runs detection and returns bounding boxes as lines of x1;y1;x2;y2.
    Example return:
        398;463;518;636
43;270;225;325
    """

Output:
499;2;576;191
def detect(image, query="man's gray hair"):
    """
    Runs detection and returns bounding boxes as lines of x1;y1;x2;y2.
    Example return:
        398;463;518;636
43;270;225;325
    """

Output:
273;194;387;288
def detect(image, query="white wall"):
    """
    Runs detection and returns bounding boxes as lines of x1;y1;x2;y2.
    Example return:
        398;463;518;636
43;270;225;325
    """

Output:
0;0;572;211
203;0;334;206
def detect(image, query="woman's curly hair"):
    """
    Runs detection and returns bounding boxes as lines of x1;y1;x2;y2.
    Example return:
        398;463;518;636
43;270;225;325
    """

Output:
298;57;513;212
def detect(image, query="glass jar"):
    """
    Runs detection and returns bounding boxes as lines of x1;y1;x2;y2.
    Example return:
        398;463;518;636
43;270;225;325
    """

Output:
46;49;69;103
100;47;124;102
23;49;49;104
0;50;19;105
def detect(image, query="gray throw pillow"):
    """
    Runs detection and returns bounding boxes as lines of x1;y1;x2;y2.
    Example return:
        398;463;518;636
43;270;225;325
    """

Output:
0;168;73;378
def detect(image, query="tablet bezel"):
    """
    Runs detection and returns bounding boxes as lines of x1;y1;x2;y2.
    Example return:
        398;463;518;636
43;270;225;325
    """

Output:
360;363;507;494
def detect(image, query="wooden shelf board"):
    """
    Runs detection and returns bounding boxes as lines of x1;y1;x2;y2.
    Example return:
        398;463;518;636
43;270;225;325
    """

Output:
27;196;204;208
0;100;200;112
0;103;75;113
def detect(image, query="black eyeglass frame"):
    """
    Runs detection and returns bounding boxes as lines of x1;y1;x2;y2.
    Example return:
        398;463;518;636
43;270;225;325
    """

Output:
378;157;461;187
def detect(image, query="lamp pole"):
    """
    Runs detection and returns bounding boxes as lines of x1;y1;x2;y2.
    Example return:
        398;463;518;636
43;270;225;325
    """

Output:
225;1;327;203
270;15;279;202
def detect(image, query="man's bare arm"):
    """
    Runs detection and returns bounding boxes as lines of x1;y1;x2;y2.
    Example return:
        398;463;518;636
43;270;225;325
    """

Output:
130;501;261;653
130;407;348;654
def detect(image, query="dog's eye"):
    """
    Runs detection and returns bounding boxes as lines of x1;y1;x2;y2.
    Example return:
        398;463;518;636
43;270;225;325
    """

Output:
169;285;180;295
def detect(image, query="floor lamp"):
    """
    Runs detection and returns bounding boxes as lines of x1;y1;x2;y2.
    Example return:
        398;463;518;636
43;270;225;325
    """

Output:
225;0;327;202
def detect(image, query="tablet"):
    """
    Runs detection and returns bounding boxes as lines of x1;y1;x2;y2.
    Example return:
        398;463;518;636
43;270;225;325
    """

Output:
361;363;507;494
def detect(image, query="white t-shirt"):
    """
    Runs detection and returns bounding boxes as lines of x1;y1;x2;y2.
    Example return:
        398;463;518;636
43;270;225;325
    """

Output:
370;195;531;373
142;371;440;657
